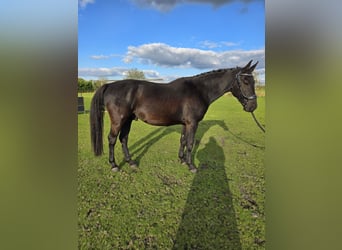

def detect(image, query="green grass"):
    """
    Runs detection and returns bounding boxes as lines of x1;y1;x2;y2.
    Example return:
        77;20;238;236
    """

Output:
78;90;265;249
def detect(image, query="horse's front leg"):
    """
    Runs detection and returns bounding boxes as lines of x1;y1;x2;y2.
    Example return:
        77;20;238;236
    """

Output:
185;122;198;173
178;125;186;164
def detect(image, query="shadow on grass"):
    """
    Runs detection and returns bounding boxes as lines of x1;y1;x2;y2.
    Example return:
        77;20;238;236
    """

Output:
119;119;263;168
172;137;242;249
117;120;248;248
227;128;265;150
119;120;229;167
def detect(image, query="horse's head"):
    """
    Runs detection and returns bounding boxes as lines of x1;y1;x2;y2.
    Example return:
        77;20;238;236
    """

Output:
231;60;259;112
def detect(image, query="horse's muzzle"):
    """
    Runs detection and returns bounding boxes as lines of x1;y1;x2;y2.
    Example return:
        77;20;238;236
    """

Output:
243;99;257;112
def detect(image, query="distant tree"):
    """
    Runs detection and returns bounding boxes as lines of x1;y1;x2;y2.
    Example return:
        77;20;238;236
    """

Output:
78;78;86;93
93;77;108;90
124;69;146;80
78;78;94;93
252;71;261;86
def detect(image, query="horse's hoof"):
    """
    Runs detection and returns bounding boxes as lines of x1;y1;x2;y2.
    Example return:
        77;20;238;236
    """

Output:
128;160;138;168
190;168;197;173
111;167;120;172
130;164;138;169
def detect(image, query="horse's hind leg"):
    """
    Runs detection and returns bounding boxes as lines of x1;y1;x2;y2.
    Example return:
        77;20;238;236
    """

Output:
178;125;186;164
108;122;121;171
108;133;118;171
119;117;137;168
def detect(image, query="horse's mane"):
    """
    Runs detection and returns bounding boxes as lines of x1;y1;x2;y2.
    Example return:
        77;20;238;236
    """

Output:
192;67;238;80
169;67;240;84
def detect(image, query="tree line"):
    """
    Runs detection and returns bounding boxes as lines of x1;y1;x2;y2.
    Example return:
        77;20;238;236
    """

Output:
78;78;103;93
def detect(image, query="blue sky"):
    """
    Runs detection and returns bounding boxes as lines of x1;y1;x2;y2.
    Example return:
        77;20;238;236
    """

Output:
78;0;265;83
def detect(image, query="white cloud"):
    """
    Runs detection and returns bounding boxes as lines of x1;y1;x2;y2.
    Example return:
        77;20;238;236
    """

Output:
131;0;263;11
78;67;126;78
80;43;265;83
222;41;241;47
200;40;241;49
124;43;265;70
78;67;160;79
141;70;160;78
79;0;95;9
90;55;111;60
200;40;220;49
90;54;123;60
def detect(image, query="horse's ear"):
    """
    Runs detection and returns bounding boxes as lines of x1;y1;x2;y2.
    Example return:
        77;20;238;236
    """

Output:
243;60;253;70
249;61;258;72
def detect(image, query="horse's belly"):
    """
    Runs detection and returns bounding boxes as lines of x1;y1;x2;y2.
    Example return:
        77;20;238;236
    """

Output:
135;109;180;126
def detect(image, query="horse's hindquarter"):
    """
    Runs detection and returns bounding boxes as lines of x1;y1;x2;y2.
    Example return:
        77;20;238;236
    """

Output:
103;81;139;121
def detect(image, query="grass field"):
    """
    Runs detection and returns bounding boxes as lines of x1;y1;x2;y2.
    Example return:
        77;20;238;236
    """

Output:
78;88;265;249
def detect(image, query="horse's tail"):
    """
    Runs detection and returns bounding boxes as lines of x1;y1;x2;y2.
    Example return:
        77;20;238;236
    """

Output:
90;84;108;156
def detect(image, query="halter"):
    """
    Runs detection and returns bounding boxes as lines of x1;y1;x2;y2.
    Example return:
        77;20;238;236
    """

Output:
235;71;257;100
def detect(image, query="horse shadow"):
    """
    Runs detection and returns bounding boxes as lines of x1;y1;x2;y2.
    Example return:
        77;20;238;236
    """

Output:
172;137;242;249
121;119;263;168
170;122;264;249
122;121;242;248
119;120;229;167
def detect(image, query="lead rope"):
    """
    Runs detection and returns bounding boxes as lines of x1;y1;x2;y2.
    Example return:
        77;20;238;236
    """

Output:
251;112;265;133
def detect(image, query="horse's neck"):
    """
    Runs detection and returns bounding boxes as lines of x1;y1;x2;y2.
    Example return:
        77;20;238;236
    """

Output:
200;73;235;104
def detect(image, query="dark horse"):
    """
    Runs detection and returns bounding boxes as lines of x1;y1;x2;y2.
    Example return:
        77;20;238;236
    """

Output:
90;60;258;172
